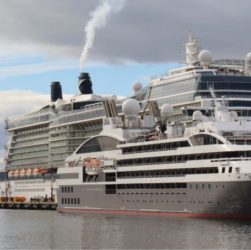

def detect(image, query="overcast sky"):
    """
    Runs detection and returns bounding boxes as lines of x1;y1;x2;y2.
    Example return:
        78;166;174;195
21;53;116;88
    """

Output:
0;0;251;168
1;0;251;63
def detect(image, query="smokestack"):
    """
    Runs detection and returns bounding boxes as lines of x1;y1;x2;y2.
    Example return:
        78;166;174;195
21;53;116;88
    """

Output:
51;82;63;102
78;72;93;94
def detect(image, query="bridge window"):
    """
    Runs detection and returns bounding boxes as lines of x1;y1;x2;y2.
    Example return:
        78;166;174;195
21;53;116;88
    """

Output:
76;136;119;154
190;134;223;146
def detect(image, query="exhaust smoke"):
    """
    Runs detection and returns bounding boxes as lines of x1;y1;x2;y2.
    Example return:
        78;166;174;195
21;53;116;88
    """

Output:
80;0;126;70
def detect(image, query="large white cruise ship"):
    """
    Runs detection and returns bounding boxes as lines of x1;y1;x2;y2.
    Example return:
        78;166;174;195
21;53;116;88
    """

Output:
2;34;251;205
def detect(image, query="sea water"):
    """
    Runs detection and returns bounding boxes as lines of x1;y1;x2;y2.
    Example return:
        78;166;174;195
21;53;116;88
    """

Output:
0;210;251;249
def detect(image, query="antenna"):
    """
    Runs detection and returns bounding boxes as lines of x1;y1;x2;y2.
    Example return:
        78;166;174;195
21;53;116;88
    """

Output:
186;32;200;66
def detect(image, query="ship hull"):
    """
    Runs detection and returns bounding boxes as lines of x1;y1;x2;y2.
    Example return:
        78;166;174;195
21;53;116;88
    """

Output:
57;180;251;219
57;208;251;220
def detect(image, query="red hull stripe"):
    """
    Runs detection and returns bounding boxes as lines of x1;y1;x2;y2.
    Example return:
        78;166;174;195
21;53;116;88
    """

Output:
58;208;251;220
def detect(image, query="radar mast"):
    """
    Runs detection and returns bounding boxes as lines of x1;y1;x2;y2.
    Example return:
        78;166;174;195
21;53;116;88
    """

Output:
186;32;200;66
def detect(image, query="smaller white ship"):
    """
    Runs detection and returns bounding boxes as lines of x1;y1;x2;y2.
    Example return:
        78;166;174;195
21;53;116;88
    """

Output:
57;93;251;219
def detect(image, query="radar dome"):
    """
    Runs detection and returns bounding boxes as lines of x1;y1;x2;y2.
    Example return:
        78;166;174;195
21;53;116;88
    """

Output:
132;82;143;92
160;104;173;118
192;110;203;121
246;52;251;62
199;50;212;67
245;52;251;76
122;99;140;117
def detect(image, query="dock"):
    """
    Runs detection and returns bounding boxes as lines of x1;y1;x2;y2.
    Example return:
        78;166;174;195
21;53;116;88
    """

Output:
0;202;57;210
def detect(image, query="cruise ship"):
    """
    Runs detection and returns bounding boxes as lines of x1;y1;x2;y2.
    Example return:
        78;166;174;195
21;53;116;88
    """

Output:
2;33;251;205
57;94;251;219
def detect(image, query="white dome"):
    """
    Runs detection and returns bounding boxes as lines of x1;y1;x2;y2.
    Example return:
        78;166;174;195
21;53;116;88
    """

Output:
199;50;212;67
132;82;143;92
245;52;251;76
122;99;140;117
160;104;173;118
245;52;251;65
192;110;203;121
246;52;251;63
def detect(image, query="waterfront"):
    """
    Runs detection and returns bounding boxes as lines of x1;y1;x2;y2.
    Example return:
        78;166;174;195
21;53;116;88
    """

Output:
0;210;251;249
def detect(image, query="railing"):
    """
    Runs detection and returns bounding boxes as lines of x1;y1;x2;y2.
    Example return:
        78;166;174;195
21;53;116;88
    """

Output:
51;108;105;126
15;134;48;143
117;160;186;168
8;114;50;129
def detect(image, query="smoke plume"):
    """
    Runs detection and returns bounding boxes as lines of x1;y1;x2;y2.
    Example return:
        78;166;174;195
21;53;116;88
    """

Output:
80;0;126;70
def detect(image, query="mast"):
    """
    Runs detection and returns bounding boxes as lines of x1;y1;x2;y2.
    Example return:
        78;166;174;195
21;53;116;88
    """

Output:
186;32;200;66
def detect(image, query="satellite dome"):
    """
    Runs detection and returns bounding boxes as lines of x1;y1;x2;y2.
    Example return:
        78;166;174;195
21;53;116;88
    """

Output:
199;50;212;67
122;99;140;117
246;52;251;62
160;104;173;118
192;110;203;121
245;52;251;76
132;82;143;92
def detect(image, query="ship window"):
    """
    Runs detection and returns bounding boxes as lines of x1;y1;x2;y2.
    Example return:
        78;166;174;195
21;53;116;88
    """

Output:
105;185;116;194
222;167;225;173
229;167;232;173
190;134;223;146
76;136;119;154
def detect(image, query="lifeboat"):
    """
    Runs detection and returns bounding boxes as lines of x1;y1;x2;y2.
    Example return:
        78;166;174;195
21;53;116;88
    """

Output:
32;168;39;176
19;169;26;177
84;158;102;175
8;170;14;178
39;168;48;175
13;170;20;177
25;168;32;176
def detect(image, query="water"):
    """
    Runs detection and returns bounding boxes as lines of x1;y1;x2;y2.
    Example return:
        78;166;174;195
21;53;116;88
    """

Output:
0;210;251;249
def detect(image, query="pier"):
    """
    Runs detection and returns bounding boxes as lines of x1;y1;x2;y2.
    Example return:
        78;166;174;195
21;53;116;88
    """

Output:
0;202;57;210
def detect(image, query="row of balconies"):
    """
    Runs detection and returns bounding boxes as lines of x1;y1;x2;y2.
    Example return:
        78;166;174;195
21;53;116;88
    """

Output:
8;145;48;155
51;110;104;126
9;150;48;160
7;158;49;168
12;139;48;148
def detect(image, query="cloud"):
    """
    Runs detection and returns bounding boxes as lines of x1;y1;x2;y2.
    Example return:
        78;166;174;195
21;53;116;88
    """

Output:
0;90;50;118
0;0;251;65
0;58;78;79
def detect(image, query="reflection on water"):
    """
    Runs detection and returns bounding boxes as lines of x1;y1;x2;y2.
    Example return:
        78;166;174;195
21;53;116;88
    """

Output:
0;210;251;249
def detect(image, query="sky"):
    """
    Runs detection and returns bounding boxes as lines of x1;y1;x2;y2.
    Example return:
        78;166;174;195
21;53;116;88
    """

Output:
1;0;251;168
